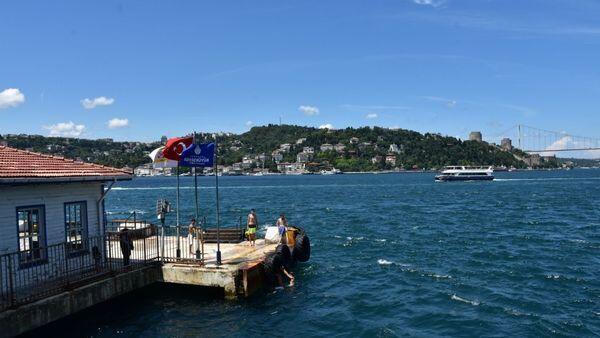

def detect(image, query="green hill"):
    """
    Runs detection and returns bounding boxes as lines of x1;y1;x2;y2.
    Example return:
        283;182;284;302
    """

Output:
1;125;532;171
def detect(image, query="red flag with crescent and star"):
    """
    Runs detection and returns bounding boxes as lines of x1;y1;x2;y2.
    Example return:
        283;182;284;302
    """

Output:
162;136;193;161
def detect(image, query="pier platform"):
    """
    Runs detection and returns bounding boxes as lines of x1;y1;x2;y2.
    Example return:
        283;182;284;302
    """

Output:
103;235;279;298
160;239;278;298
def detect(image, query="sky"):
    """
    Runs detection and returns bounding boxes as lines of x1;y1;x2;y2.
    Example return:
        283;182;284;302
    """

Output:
2;0;600;149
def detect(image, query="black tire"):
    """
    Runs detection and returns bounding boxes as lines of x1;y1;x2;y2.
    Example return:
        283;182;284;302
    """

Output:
293;234;311;262
263;254;283;286
276;244;292;268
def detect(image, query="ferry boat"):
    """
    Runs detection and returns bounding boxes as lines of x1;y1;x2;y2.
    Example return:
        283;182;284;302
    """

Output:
435;166;494;181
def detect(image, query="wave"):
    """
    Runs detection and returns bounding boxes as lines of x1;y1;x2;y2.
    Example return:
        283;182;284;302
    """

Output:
377;259;394;265
426;273;452;279
451;294;480;306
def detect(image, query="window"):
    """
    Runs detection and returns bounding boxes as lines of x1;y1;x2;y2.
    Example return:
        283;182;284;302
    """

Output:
65;202;88;253
17;206;47;266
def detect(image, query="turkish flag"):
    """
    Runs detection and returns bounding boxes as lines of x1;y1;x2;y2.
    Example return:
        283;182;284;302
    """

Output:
162;136;193;161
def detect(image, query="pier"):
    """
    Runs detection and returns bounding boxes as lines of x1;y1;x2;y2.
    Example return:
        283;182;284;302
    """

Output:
0;224;278;337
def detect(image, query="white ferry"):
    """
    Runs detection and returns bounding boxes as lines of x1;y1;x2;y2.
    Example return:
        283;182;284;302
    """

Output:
435;166;494;181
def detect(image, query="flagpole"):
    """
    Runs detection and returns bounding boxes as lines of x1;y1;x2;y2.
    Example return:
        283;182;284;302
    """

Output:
193;132;201;260
193;132;199;220
176;164;181;258
214;134;222;265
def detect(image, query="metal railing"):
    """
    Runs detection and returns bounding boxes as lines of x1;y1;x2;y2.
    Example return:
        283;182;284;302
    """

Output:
0;214;248;311
106;211;152;231
159;226;205;264
0;225;159;311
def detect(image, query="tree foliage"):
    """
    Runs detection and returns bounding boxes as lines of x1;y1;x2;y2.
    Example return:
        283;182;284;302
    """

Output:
0;125;532;171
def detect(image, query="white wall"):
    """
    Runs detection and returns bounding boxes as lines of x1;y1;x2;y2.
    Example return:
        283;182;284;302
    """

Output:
0;182;104;255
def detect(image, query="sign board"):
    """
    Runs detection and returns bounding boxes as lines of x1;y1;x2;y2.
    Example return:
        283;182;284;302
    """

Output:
179;143;215;168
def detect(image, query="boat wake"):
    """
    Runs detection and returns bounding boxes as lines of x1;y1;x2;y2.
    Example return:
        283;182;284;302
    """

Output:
494;177;600;182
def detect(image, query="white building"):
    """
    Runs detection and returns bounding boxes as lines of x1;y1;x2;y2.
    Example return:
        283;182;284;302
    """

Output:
302;146;314;154
276;162;306;173
334;143;346;153
279;143;292;152
385;154;397;166
271;151;283;163
242;156;255;165
0;146;132;259
371;156;382;164
320;143;334;152
296;152;311;163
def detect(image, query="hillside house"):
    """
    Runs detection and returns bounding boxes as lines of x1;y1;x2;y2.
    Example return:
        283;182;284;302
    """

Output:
320;143;334;152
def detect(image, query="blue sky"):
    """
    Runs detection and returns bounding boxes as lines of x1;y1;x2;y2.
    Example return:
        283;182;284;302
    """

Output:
2;0;600;145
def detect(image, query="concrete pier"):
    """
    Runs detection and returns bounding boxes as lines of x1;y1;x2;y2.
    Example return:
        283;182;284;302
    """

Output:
0;240;278;337
161;239;278;299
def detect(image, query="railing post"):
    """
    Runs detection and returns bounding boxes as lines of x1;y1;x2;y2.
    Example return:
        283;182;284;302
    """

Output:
143;233;147;263
64;246;70;288
161;226;165;263
155;226;160;262
107;233;112;271
7;256;15;308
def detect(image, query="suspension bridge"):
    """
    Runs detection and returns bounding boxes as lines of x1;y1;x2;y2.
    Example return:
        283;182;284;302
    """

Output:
489;125;600;156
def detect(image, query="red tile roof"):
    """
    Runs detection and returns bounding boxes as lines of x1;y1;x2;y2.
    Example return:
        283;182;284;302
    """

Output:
0;146;132;182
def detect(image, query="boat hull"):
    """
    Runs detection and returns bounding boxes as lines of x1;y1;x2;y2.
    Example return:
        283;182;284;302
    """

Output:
435;175;494;181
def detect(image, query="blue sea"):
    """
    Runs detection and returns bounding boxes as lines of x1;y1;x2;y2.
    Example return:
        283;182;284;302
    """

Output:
36;170;600;337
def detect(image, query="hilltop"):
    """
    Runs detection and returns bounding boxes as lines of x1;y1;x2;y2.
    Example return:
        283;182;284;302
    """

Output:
0;125;541;172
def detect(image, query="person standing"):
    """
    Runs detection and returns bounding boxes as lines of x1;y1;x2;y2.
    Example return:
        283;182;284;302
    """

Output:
246;209;258;246
188;218;196;255
276;213;288;244
119;227;134;267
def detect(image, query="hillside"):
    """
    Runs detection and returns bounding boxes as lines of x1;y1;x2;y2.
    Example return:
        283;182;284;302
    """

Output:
1;125;530;172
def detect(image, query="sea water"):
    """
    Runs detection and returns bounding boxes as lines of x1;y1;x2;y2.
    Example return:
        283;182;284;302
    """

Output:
32;170;600;337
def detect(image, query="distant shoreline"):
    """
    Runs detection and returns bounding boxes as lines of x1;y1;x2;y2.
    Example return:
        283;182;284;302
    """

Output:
134;166;590;178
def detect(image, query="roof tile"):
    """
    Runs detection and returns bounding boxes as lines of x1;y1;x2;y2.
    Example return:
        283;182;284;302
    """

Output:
0;146;132;180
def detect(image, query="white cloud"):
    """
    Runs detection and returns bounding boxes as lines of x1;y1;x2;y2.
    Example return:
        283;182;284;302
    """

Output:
81;96;115;109
411;0;445;7
0;88;25;109
365;113;378;119
107;118;129;129
319;123;334;129
44;121;86;137
299;105;320;116
245;120;254;127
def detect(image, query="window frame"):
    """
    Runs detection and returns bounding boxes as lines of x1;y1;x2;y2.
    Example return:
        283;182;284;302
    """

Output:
64;201;89;256
15;205;48;268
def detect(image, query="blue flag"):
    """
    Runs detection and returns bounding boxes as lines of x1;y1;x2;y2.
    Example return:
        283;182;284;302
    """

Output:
179;143;215;167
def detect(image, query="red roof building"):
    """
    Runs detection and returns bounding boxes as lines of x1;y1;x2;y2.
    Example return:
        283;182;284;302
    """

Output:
0;146;132;183
0;146;132;261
